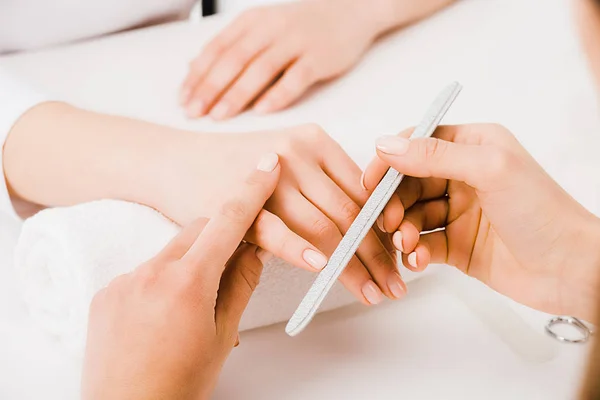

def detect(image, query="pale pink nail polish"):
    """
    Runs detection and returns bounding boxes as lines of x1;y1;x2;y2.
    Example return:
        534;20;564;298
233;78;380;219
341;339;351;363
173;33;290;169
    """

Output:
303;249;327;270
360;171;367;190
256;153;279;172
376;215;385;232
254;100;271;114
376;135;410;155
179;87;191;105
408;252;418;268
210;102;230;120
387;273;406;299
362;281;383;305
186;100;205;118
393;231;404;253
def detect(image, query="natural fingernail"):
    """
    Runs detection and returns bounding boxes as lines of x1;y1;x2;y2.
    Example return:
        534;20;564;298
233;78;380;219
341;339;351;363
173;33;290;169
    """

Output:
234;334;240;347
255;248;273;266
303;249;327;270
393;231;404;252
210;102;230;120
387;273;406;299
254;100;272;114
376;135;410;155
186;100;205;118
408;251;418;268
376;215;385;232
360;171;367;190
179;87;191;105
256;152;279;172
362;281;383;305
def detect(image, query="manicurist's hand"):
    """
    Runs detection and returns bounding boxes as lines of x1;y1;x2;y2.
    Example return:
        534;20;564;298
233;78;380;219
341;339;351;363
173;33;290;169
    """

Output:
81;153;280;400
180;0;456;119
363;124;600;320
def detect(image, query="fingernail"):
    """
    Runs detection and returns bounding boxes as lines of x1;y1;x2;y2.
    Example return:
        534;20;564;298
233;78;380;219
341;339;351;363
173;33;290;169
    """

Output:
408;251;418;268
303;249;327;270
376;135;410;155
254;100;272;114
362;281;383;305
393;231;404;252
210;102;230;120
234;334;240;347
179;87;191;105
186;100;205;118
255;247;273;265
256;152;279;172
360;171;367;190
387;273;406;299
376;215;385;232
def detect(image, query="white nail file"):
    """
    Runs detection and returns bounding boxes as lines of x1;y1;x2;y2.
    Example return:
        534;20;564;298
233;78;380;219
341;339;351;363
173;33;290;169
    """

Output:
285;82;463;337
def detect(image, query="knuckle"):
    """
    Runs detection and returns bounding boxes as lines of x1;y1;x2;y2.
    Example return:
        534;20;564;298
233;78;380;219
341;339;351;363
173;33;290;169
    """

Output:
484;147;513;179
369;247;393;271
338;199;360;222
302;123;327;142
240;260;262;291
309;218;338;242
422;138;443;160
254;59;279;79
220;199;252;223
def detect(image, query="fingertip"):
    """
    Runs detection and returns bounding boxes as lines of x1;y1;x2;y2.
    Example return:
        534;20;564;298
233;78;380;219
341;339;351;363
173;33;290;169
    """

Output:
256;152;279;172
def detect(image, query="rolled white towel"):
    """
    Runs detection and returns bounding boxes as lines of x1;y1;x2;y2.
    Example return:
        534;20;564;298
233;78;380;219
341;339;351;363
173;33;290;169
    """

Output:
14;200;357;354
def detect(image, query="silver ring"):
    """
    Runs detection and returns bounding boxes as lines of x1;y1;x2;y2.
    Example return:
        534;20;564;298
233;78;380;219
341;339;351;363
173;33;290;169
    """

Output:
545;316;592;344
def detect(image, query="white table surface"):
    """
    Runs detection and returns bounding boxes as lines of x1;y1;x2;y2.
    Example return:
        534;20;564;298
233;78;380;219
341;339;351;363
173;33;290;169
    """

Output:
1;0;599;398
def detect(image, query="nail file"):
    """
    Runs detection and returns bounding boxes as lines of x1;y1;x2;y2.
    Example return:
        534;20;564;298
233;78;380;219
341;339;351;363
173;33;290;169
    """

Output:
285;82;463;337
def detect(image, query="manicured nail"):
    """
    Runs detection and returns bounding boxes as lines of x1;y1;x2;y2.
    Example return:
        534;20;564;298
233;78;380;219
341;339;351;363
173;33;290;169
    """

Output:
362;281;383;305
376;215;385;232
303;249;327;270
256;153;279;172
387;273;406;299
255;248;273;265
393;231;404;252
360;171;367;190
376;135;410;155
186;100;205;118
408;251;418;268
254;100;272;114
179;87;191;105
210;101;230;120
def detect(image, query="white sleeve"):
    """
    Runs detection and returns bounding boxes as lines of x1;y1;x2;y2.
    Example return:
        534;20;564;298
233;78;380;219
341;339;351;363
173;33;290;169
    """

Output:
0;69;49;220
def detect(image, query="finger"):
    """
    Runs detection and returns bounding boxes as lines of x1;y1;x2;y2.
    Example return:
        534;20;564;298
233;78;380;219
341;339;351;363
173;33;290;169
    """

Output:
380;176;447;233
361;128;416;191
155;218;209;261
375;126;515;191
245;209;328;272
395;199;449;254
268;189;383;305
401;230;448;272
186;34;274;119
298;173;403;300
182;153;280;283
215;244;265;337
180;16;251;105
253;58;317;113
210;43;300;119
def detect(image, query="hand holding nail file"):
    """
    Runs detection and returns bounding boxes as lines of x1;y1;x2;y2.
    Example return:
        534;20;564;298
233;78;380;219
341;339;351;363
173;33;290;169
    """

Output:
285;82;463;336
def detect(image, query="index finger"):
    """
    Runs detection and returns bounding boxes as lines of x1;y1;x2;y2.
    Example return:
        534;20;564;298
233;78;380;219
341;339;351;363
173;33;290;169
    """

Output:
182;153;280;280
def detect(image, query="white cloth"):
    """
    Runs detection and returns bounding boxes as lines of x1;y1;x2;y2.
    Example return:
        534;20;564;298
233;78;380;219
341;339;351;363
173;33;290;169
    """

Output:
14;199;356;354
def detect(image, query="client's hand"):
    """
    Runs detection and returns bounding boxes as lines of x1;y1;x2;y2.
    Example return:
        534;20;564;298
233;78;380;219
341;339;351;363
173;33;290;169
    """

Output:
180;0;381;119
81;153;279;400
158;124;401;304
363;124;600;320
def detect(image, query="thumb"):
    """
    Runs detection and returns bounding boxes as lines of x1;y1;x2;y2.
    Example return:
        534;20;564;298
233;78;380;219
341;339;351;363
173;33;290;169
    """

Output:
374;134;510;190
214;244;270;338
